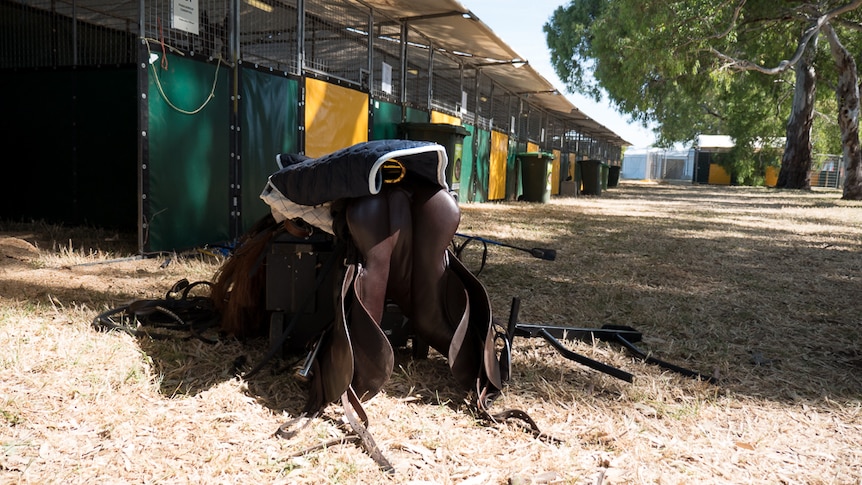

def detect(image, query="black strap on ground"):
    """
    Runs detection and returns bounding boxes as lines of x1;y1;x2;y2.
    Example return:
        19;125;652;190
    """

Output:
474;386;564;445
450;234;489;275
92;279;219;343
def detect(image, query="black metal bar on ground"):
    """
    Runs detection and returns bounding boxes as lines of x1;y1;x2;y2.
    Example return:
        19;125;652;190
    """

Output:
506;298;714;384
454;233;556;261
614;334;718;384
538;328;634;383
506;297;521;349
515;323;642;344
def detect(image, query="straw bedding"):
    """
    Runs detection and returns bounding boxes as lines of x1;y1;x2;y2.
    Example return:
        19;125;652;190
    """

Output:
1;182;860;484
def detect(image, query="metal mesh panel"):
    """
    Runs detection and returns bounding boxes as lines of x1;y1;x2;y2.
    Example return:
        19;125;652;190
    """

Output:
458;69;484;123
573;134;588;158
490;91;514;134
526;103;544;143
582;136;597;158
430;51;461;116
562;130;580;154
304;0;369;85
1;0;138;68
370;20;401;101
404;29;429;108
459;67;476;124
239;0;299;73
596;140;609;160
471;73;494;130
546;115;567;150
142;0;231;60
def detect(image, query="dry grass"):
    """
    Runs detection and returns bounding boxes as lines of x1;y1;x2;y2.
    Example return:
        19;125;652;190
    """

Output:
2;182;861;484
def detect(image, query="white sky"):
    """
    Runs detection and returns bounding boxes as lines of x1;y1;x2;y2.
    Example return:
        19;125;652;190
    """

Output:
462;0;656;148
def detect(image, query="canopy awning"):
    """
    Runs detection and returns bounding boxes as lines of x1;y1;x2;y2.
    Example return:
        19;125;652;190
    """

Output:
360;0;631;146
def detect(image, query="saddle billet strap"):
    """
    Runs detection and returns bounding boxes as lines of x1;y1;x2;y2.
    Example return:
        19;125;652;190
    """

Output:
307;260;396;412
277;386;394;473
341;387;395;474
281;435;362;461
447;280;480;388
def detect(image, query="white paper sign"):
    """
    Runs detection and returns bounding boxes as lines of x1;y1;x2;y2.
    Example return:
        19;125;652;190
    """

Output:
172;0;200;35
382;62;392;94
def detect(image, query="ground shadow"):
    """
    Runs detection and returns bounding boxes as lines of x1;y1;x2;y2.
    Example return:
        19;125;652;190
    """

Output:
468;185;862;404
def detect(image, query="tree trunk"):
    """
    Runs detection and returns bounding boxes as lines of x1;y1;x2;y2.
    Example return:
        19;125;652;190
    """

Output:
776;37;817;189
823;23;862;200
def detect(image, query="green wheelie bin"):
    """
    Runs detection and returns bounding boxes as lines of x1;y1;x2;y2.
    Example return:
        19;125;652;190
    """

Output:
399;122;470;195
517;152;555;203
608;165;621;187
577;159;603;196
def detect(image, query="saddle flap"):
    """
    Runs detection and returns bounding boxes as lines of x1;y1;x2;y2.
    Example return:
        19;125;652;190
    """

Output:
349;266;395;401
446;250;503;392
315;264;357;405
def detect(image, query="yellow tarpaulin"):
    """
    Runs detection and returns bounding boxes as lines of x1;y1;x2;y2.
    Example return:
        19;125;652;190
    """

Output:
489;130;508;200
305;78;368;157
527;141;539;153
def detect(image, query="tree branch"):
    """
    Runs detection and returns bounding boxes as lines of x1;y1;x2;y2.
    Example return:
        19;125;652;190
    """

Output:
711;0;862;74
700;103;726;120
832;17;862;32
676;0;746;51
709;0;748;41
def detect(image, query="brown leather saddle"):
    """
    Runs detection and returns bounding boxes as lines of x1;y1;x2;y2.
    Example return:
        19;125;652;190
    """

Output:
309;179;507;413
207;141;538;471
219;140;509;414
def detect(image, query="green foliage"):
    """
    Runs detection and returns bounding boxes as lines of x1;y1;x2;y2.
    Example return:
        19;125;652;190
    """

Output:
545;0;861;183
716;144;782;186
544;0;606;99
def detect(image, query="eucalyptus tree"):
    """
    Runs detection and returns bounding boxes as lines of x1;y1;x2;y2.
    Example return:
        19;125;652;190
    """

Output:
822;21;862;198
545;0;862;198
